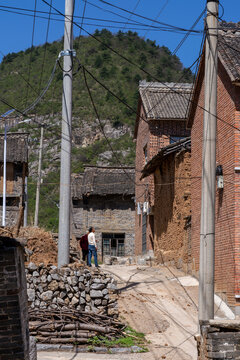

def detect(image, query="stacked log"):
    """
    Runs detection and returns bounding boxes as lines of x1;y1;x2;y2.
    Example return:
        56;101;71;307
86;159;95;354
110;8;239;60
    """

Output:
29;309;125;344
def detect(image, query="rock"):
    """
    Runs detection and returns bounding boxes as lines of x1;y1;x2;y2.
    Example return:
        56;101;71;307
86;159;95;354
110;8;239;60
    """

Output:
48;280;59;291
47;275;52;282
93;278;101;283
108;308;118;316
41;290;53;301
102;299;108;306
59;281;65;290
94;299;102;306
80;297;86;305
28;262;37;272
86;294;91;302
67;276;72;285
79;282;85;291
51;273;60;281
41;275;47;283
91;283;105;290
27;289;35;302
71;296;78;306
90;290;103;299
102;289;108;296
64;298;70;305
72;276;78;286
60;291;66;299
56;297;64;305
32;271;39;277
85;305;91;312
79;276;84;282
80;291;86;298
103;278;111;284
107;283;117;291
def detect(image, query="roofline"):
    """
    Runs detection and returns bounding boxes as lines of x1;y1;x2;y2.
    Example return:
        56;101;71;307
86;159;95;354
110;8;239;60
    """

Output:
141;137;191;179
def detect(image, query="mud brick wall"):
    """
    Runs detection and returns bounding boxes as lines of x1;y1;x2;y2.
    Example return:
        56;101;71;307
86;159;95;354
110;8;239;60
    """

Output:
153;150;191;270
0;238;29;360
134;99;190;255
197;320;240;360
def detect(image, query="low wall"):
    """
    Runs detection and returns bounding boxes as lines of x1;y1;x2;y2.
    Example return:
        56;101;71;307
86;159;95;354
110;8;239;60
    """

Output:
197;320;240;359
26;263;118;317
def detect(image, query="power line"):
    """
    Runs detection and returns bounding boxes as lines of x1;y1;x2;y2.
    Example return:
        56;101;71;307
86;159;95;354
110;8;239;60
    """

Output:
25;0;38;109
143;0;170;38
123;0;141;30
97;0;201;33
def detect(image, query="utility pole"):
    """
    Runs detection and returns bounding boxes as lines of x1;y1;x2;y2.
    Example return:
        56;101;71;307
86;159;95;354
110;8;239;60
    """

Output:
24;177;28;227
199;0;219;321
58;0;74;268
34;125;44;227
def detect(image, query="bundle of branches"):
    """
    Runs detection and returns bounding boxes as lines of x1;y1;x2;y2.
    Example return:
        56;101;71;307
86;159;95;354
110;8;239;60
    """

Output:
29;308;126;344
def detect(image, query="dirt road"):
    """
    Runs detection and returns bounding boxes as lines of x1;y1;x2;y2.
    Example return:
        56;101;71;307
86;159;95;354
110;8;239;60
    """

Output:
38;264;202;360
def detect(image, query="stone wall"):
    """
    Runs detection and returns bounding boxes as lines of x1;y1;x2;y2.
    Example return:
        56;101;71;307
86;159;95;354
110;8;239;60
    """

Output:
197;320;240;359
0;237;29;360
26;263;118;317
72;195;135;257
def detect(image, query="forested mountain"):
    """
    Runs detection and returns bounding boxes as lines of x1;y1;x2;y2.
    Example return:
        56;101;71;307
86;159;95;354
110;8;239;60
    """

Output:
0;29;193;230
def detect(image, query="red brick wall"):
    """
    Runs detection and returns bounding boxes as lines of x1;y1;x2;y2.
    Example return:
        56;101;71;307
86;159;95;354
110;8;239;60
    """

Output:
191;59;240;311
135;102;190;255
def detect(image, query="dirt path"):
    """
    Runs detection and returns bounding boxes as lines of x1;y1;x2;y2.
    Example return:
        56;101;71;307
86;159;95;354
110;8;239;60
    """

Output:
102;264;199;360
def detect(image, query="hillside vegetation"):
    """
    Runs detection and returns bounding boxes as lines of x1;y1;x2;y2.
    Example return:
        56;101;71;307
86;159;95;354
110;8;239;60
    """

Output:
0;30;193;231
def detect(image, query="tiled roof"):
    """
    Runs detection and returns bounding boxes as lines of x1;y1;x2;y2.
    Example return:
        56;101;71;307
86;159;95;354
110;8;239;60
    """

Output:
72;166;135;198
141;137;191;179
0;133;28;163
139;81;193;120
218;22;240;83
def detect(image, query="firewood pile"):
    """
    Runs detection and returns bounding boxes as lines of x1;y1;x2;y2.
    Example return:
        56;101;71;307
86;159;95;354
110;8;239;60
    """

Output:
29;308;126;344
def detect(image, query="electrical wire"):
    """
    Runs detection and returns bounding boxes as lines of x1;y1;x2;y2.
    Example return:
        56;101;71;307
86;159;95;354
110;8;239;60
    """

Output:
123;0;141;30
143;0;170;38
25;0;38;109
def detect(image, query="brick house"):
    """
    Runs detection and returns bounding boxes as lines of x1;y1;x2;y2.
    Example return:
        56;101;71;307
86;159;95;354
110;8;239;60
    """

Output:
134;81;192;255
141;137;191;271
0;133;28;226
188;22;240;314
71;166;135;259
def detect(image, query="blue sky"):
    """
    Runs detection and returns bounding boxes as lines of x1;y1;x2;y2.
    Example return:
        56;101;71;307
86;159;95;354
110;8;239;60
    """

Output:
0;0;239;68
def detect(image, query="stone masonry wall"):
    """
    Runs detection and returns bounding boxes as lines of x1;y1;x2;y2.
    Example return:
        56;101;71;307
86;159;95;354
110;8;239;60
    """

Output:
0;238;29;360
26;262;118;317
72;195;135;257
197;320;240;360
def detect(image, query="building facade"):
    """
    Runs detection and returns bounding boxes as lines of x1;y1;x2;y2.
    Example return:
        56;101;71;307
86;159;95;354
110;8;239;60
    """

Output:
71;166;135;259
0;133;28;227
188;22;240;314
141;138;191;271
134;81;192;255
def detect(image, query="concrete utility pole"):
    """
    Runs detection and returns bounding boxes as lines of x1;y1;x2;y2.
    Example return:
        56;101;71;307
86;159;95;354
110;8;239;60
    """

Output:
34;125;44;227
24;177;28;227
58;0;74;268
199;0;219;321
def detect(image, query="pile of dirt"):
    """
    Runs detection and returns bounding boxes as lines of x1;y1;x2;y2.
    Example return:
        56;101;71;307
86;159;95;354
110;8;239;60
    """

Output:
0;226;58;265
20;227;58;265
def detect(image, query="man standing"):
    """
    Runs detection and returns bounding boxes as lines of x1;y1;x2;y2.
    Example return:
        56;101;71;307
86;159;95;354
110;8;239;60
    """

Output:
88;227;98;268
79;231;89;265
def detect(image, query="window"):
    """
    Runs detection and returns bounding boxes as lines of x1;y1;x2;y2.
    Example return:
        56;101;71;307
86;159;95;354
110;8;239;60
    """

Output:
102;233;125;257
170;136;185;144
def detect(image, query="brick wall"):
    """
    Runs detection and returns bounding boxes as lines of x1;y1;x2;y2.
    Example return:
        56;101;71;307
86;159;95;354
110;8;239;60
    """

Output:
153;150;191;270
191;59;240;312
0;238;29;360
72;195;135;257
135;101;190;255
197;320;240;360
